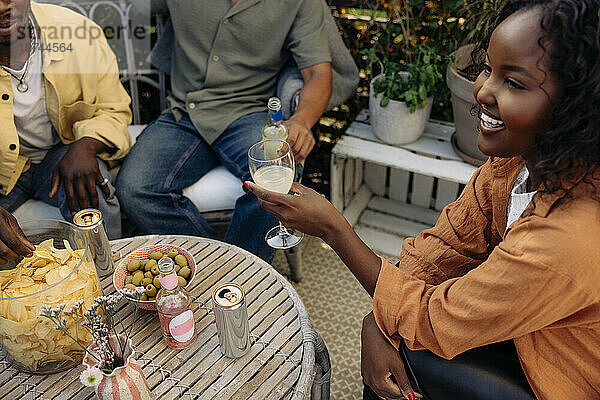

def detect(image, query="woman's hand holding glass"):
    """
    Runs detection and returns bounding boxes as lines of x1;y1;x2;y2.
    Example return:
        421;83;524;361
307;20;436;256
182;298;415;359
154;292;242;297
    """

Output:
245;177;345;243
248;139;305;249
247;162;382;295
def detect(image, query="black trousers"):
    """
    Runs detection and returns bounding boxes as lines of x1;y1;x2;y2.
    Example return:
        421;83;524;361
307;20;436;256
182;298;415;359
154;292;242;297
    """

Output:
363;341;537;400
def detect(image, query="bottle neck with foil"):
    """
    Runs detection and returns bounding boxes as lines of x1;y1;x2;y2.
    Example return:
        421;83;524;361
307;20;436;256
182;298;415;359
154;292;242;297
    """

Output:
262;97;288;141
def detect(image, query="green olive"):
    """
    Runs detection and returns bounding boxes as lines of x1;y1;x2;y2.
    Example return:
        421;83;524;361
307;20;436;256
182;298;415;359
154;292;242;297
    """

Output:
174;254;187;267
132;270;144;286
140;293;148;301
142;277;153;287
125;275;133;285
167;249;179;259
151;265;159;276
124;283;137;291
145;259;157;271
127;260;141;272
149;251;163;261
177;276;187;287
153;276;161;289
174;264;181;273
140;259;148;268
178;266;191;279
144;260;158;271
143;271;152;280
145;284;157;297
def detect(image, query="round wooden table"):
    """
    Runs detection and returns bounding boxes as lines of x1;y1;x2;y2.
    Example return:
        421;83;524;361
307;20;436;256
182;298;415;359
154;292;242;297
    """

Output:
0;235;330;400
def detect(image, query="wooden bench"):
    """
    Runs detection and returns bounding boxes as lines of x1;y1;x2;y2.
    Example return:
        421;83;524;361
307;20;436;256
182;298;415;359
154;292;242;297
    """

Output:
331;109;478;256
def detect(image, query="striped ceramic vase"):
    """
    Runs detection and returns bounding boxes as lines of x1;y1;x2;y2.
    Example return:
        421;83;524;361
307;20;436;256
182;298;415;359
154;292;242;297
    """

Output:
83;335;152;400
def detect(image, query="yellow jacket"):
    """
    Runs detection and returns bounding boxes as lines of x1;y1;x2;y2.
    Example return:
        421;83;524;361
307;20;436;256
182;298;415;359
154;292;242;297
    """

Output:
0;2;132;195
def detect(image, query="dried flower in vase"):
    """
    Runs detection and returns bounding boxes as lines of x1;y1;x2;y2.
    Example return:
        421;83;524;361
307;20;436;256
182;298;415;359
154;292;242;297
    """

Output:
39;286;146;381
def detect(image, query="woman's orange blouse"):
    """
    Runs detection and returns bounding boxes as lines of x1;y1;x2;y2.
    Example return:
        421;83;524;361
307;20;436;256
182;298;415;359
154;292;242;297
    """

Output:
373;156;600;400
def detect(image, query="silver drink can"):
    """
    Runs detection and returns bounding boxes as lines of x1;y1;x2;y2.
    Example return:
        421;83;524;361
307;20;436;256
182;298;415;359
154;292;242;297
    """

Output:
212;282;250;358
73;209;114;277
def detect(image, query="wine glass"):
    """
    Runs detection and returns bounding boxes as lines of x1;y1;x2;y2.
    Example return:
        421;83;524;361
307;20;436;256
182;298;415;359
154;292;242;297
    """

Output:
248;139;303;249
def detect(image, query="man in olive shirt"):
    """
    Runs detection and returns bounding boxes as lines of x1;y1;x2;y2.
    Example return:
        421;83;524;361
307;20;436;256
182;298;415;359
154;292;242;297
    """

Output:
117;0;332;262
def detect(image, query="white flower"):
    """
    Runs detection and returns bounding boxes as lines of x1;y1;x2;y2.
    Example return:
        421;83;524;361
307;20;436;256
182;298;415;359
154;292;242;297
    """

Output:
80;367;103;387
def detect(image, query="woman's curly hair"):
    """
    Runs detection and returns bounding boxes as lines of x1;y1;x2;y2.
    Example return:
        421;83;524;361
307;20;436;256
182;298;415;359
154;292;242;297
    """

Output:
474;0;600;195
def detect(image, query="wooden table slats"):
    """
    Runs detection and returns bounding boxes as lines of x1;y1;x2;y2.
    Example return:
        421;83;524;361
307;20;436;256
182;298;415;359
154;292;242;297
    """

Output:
265;364;302;400
0;235;329;400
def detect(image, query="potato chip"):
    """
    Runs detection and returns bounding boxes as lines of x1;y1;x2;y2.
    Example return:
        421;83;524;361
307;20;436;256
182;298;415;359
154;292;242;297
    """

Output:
0;240;103;372
0;276;13;290
53;249;71;264
7;301;26;322
32;263;56;279
37;239;55;251
57;265;72;279
10;276;34;288
17;284;43;296
33;250;55;261
44;269;62;285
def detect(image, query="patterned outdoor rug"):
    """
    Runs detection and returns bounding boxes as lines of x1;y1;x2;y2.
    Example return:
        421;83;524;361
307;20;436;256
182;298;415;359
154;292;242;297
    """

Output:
272;237;399;400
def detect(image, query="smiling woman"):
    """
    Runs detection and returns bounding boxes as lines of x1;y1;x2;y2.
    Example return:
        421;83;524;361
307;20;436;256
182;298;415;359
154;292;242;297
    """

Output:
473;7;560;177
247;0;600;398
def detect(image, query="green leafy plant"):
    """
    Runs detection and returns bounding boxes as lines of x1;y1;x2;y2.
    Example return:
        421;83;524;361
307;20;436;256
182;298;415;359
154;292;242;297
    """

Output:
455;0;506;46
362;44;452;112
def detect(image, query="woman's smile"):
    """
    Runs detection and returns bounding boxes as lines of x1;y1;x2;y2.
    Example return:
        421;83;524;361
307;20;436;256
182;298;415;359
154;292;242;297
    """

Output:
479;111;505;134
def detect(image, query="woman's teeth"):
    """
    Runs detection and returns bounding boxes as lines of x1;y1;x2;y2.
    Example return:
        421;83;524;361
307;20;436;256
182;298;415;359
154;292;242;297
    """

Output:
481;113;505;129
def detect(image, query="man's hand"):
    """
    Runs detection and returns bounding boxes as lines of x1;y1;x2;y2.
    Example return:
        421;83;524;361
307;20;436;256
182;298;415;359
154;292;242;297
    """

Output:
0;207;35;264
362;312;423;400
49;137;109;214
284;61;331;164
285;116;315;164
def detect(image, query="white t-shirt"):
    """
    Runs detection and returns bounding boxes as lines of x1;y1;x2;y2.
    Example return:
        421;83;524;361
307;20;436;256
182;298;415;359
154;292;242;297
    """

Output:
506;165;537;231
5;27;57;164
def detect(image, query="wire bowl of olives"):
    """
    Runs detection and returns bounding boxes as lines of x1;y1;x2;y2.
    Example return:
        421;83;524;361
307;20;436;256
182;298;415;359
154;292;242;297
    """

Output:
113;244;196;311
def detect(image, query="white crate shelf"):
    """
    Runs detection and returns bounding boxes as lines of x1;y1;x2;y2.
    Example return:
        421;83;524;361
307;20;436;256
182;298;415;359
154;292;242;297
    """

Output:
331;110;478;256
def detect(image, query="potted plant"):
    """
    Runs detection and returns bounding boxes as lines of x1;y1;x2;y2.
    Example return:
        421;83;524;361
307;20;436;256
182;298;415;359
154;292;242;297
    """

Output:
447;0;506;165
363;44;452;145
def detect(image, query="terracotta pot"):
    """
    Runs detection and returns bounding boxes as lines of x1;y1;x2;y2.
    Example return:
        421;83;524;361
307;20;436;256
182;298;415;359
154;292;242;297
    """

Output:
83;335;151;400
446;44;487;165
369;74;433;145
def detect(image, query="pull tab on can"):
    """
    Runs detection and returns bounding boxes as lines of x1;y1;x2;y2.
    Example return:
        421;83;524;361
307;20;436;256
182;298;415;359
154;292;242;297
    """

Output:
212;282;250;358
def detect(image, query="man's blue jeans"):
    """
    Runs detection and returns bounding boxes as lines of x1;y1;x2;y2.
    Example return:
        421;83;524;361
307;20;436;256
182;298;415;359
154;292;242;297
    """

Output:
116;112;280;263
0;142;122;239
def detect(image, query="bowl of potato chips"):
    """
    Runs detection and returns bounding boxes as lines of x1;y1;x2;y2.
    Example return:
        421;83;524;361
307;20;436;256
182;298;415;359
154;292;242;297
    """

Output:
113;244;196;311
0;219;102;374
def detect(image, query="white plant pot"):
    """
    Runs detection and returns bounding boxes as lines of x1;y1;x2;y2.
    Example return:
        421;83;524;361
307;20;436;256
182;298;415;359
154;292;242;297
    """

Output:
369;74;433;145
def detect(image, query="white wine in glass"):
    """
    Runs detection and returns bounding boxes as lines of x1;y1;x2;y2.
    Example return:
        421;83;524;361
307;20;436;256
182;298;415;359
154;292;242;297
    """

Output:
252;165;295;194
248;139;303;249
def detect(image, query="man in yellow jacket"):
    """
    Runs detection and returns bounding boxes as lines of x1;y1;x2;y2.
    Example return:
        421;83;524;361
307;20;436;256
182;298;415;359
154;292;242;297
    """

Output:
0;0;131;260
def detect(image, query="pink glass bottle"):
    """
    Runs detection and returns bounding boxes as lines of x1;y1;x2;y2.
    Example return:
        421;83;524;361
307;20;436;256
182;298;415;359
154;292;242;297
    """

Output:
156;257;196;349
